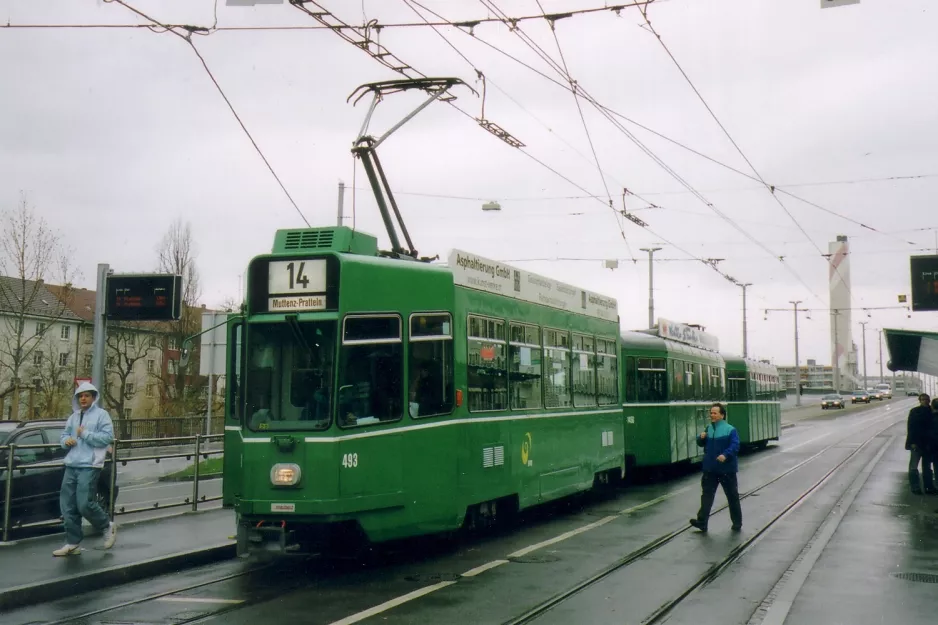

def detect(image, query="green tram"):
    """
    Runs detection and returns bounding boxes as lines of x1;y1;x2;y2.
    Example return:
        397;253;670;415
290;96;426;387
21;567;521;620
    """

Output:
222;227;624;554
724;356;782;449
620;321;782;468
620;323;726;468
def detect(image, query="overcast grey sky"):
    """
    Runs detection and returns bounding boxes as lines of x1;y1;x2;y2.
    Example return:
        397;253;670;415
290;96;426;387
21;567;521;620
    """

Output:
2;0;936;371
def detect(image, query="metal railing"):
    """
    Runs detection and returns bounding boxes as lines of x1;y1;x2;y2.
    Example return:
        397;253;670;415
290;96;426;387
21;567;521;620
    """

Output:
1;433;225;542
113;417;225;447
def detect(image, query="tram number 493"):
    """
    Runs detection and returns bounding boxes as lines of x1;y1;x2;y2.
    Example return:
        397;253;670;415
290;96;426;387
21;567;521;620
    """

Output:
341;453;359;468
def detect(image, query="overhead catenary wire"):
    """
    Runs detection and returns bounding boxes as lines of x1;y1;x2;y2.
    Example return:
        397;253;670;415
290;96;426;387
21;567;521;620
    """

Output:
402;0;635;261
61;0;914;251
476;0;832;299
422;8;909;250
533;0;616;217
472;0;771;288
290;1;749;287
2;0;656;32
637;4;850;304
101;0;311;228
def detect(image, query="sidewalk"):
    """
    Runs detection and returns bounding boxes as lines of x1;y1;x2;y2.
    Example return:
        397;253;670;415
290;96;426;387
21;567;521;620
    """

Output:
0;508;235;612
779;425;938;623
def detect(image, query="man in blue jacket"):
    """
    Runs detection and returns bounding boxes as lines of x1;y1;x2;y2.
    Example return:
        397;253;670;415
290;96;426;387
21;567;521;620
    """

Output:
53;382;118;556
689;403;742;533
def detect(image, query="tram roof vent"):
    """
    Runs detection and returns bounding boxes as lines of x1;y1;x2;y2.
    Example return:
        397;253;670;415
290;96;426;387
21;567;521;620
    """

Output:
273;227;378;256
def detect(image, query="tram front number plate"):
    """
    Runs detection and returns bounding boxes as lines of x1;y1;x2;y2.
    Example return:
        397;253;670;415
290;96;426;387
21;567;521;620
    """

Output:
271;503;296;512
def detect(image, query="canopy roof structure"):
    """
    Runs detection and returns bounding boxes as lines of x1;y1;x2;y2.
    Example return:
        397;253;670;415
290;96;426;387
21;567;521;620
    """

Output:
885;328;938;377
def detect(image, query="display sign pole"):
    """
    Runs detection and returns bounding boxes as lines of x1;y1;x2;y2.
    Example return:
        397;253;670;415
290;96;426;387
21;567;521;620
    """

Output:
92;264;110;397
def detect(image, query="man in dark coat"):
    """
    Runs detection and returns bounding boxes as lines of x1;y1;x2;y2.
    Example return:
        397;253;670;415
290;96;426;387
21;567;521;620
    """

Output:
905;393;934;495
689;403;742;532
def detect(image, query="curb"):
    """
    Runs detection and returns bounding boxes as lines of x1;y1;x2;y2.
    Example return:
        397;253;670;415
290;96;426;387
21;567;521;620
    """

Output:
781;422;795;430
0;542;236;612
157;473;223;483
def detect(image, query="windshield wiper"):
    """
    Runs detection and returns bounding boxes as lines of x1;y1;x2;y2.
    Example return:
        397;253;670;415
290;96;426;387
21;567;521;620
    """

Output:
285;314;313;356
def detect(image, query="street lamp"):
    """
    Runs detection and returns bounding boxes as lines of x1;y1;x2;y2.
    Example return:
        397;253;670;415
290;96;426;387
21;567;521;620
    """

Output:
858;321;869;389
791;301;803;407
640;247;662;329
738;283;752;358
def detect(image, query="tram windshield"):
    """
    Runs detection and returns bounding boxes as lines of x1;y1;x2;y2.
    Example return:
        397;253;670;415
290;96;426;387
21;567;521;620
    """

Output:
245;321;336;432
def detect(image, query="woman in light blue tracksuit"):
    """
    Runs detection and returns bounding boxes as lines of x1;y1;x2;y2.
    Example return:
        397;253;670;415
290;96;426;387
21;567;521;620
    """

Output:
54;382;117;556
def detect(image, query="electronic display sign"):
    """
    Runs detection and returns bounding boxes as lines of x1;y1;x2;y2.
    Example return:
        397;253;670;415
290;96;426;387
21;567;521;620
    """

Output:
910;255;938;312
106;274;182;321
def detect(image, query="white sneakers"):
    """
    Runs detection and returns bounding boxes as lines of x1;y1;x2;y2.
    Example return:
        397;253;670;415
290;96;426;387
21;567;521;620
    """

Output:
52;544;81;557
102;522;118;549
52;522;117;556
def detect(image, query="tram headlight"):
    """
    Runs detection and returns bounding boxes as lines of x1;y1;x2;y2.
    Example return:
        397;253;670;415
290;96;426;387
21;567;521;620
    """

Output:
270;463;302;486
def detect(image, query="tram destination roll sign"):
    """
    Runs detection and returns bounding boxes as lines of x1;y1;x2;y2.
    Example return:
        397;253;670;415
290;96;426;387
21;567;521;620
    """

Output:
106;274;182;321
267;259;328;312
910;254;938;312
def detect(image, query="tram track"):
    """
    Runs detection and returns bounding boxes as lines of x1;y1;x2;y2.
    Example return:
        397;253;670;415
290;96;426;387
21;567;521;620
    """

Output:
502;414;902;625
38;559;288;625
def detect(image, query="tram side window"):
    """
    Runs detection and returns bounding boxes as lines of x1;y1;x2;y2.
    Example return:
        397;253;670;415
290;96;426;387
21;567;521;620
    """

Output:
625;356;637;403
409;313;454;419
467;315;508;412
596;338;618;406
338;315;403;427
509;323;542;410
685;362;695;400
710;366;722;401
544;329;572;408
572;334;597;407
671;360;683;401
701;365;711;400
728;376;747;401
637;358;667;402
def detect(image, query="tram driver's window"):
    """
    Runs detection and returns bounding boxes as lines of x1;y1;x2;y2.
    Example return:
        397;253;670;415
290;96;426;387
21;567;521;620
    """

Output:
338;315;403;427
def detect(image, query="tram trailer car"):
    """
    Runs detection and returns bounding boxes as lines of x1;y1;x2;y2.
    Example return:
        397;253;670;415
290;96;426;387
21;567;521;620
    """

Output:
723;356;781;449
223;226;625;556
620;325;727;468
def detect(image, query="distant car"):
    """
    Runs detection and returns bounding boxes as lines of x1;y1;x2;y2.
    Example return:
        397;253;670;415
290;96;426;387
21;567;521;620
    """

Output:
0;419;118;530
821;394;845;409
867;388;884;401
875;385;893;399
851;391;872;404
908;390;921;396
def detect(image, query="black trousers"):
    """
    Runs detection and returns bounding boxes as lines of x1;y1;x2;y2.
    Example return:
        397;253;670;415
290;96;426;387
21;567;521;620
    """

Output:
695;471;742;528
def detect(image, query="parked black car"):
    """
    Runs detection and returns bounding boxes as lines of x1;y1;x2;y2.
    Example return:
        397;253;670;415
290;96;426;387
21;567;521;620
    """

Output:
0;419;118;529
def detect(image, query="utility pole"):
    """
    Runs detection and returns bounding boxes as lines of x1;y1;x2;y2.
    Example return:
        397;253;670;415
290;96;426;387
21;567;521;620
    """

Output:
740;283;752;358
640;247;662;329
337;181;346;227
878;329;884;383
832;309;840;393
859;321;868;390
791;300;803;407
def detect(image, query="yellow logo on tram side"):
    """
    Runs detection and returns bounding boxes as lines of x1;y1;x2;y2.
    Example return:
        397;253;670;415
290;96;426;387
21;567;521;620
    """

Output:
521;432;533;467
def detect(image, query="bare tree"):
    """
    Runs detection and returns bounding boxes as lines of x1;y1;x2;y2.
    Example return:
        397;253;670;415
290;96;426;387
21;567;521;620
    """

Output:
25;335;74;418
156;219;205;416
103;326;154;434
0;197;79;419
219;295;243;313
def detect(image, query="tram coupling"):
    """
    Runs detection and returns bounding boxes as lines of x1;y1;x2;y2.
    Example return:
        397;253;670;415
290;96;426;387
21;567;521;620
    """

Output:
237;520;302;557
